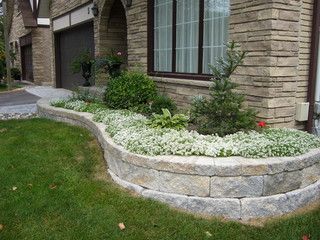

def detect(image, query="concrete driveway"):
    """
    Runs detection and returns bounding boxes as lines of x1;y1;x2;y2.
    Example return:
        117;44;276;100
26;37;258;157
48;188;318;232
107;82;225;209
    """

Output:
0;86;71;115
0;90;40;106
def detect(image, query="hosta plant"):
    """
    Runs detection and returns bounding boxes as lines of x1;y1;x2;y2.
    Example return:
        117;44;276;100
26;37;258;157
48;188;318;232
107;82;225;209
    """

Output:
147;109;189;130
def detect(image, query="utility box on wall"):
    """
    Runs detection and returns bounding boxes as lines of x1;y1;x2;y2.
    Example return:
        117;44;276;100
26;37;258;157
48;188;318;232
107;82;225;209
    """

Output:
295;103;310;122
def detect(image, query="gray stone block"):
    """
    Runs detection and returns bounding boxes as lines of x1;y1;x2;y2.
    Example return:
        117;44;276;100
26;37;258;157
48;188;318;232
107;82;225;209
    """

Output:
158;171;210;197
239;159;269;176
210;176;263;198
263;171;302;195
188;197;241;219
108;170;144;194
301;163;320;188
286;180;320;210
214;158;242;176
142;189;189;210
117;161;160;190
241;194;290;220
150;156;216;176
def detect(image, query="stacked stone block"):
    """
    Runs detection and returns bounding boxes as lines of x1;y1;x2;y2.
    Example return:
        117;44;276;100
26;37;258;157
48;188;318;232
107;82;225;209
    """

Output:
38;99;320;220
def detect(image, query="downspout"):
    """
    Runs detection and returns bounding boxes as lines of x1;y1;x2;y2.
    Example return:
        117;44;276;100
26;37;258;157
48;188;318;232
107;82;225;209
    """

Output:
307;0;320;133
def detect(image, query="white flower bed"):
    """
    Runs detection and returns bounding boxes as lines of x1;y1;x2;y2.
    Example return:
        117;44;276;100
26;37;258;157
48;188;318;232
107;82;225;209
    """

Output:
51;99;320;158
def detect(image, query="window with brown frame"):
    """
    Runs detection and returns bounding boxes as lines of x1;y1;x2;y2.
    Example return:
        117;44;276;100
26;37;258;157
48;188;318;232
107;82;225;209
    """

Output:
148;0;230;80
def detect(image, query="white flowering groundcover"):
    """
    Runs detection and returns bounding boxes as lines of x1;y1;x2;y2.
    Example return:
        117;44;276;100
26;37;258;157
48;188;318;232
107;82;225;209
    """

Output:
51;99;320;158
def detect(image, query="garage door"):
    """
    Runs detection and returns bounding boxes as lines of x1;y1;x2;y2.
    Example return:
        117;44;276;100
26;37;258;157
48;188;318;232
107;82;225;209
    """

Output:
55;22;94;89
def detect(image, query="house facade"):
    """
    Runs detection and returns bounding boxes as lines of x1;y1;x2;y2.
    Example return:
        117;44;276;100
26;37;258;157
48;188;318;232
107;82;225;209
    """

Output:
9;0;52;85
8;0;320;132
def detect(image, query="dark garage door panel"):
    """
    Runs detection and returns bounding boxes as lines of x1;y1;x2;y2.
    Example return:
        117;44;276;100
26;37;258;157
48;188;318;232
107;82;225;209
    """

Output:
56;22;94;90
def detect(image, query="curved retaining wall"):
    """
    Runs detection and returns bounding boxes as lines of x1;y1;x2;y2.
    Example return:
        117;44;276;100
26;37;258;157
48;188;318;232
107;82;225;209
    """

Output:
37;99;320;220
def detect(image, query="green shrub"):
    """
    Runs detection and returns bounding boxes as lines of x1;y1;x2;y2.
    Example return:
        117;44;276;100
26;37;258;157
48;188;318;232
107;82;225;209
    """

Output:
191;41;257;136
11;67;21;80
70;88;101;103
147;108;189;130
150;94;177;114
105;71;157;109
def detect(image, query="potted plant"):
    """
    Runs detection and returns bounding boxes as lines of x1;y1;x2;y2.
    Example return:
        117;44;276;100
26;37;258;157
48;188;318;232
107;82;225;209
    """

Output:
71;51;94;87
95;50;124;78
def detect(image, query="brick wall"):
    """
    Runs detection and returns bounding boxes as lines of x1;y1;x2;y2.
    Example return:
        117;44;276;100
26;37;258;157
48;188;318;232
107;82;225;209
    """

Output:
32;27;53;85
97;0;148;69
9;2;30;71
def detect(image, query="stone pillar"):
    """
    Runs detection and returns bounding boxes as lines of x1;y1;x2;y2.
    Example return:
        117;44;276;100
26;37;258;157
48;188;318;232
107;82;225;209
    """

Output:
229;0;302;128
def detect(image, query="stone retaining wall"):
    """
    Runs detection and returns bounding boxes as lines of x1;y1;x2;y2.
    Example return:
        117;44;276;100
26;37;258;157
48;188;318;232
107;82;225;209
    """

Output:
37;99;320;220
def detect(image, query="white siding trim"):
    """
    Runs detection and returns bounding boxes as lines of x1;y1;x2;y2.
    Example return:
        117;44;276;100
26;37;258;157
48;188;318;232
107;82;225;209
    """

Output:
37;18;50;25
70;3;94;26
53;3;94;32
53;15;70;31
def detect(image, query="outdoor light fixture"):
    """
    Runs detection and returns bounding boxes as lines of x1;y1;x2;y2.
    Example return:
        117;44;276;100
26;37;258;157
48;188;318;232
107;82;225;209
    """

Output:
91;3;99;17
126;0;132;7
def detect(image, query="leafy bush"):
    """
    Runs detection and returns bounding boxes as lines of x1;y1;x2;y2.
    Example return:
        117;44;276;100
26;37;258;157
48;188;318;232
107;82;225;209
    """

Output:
11;67;21;80
71;51;93;74
70;88;101;103
150;95;177;114
95;50;125;78
147;109;189;130
191;41;257;136
105;71;157;109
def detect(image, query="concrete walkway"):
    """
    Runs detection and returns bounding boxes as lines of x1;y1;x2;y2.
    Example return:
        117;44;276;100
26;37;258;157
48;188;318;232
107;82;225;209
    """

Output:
0;86;71;117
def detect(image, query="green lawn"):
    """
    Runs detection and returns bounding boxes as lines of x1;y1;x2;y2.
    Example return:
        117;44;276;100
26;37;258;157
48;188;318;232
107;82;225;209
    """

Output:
0;83;22;92
0;118;319;240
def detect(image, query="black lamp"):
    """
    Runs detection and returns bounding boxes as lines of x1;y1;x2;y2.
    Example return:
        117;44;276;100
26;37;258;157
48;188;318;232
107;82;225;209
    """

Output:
91;3;99;17
126;0;132;7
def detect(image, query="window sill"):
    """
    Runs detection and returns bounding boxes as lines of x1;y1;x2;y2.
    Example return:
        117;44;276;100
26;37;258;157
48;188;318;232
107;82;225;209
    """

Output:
150;74;212;88
148;72;212;80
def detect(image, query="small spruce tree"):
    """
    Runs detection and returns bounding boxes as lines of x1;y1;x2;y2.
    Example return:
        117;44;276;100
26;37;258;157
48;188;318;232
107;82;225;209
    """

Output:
191;41;257;136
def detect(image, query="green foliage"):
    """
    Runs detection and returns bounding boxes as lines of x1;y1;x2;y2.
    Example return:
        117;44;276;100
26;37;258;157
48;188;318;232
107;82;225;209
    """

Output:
105;71;157;109
70;88;101;103
1;119;320;239
128;94;177;115
71;51;93;74
95;50;125;78
150;94;177;114
0;17;5;80
147;108;189;130
10;67;21;80
191;41;257;136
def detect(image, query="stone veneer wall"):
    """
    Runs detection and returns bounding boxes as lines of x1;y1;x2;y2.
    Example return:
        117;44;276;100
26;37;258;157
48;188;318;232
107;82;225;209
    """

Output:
96;0;148;69
229;0;309;129
49;0;315;128
9;1;53;85
32;27;54;85
9;1;30;72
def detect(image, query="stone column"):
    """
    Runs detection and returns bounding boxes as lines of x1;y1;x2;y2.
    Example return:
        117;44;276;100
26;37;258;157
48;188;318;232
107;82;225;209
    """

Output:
229;0;302;128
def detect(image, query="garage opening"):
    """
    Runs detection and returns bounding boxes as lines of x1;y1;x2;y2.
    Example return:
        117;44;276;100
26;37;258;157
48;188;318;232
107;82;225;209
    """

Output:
55;21;95;90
